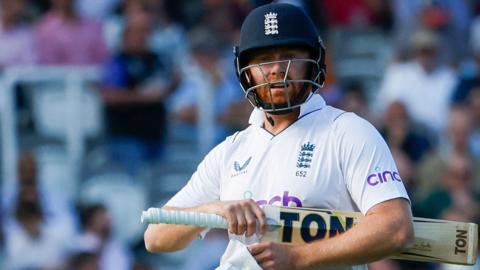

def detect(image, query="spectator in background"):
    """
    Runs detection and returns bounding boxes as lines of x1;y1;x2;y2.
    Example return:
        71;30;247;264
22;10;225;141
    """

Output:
451;17;480;105
76;0;119;20
379;101;432;163
198;1;243;49
147;0;190;75
337;81;375;123
392;149;415;198
0;0;37;67
166;27;249;142
27;0;51;18
2;151;77;244
2;152;76;270
100;8;179;174
132;260;154;270
103;0;147;52
103;0;189;70
417;105;480;200
415;153;479;221
35;0;107;65
0;0;37;131
377;29;456;134
76;204;132;270
468;87;480;160
320;0;394;30
391;0;471;64
4;176;71;269
67;251;100;270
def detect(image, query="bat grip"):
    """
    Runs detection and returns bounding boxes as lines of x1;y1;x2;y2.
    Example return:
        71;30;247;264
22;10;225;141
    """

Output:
141;207;229;229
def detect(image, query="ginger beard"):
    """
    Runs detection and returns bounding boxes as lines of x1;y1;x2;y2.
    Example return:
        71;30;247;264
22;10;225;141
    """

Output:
243;52;313;110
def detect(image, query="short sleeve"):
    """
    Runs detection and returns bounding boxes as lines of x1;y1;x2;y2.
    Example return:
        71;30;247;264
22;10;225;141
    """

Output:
335;113;410;214
165;140;227;208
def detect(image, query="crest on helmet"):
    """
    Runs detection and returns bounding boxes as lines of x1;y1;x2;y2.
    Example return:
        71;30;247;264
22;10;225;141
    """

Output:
264;12;279;35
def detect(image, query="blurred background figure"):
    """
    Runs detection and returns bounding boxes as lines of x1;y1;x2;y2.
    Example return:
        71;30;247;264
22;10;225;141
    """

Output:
66;251;100;270
2;151;77;241
468;87;480;160
146;0;189;76
320;0;394;30
377;28;456;135
100;6;179;175
166;26;249;143
417;105;480;200
0;0;37;68
103;0;149;53
103;0;188;73
451;21;480;105
132;260;154;270
391;0;472;64
416;153;479;221
391;149;416;197
337;81;373;122
380;101;432;163
4;200;69;270
0;0;37;131
3;153;72;270
76;203;132;270
35;0;107;65
76;0;119;20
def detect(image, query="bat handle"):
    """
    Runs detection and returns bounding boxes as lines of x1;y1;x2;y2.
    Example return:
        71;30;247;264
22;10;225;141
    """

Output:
141;207;229;229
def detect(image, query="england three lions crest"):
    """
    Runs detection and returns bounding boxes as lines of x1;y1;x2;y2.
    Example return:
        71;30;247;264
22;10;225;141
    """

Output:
297;142;315;168
264;12;279;35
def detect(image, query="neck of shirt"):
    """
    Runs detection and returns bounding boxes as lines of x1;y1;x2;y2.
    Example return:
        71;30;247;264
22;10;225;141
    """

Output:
263;109;300;135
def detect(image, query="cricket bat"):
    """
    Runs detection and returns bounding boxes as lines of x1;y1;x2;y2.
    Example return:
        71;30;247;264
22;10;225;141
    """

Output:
141;205;478;266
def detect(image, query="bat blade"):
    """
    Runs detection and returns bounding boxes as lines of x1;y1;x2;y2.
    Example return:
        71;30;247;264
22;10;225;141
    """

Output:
262;205;478;266
392;217;478;265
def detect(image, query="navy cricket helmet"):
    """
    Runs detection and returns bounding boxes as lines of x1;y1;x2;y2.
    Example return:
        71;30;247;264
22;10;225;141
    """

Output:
234;3;326;113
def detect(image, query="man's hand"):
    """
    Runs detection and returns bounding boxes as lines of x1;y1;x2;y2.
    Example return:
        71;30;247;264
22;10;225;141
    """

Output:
202;199;267;237
248;241;301;270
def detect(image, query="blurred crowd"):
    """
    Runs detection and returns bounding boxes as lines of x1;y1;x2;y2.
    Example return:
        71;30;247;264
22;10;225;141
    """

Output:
0;0;480;269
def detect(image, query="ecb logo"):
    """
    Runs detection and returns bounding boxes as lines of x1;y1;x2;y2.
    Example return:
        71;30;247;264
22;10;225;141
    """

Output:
297;142;315;169
264;12;279;35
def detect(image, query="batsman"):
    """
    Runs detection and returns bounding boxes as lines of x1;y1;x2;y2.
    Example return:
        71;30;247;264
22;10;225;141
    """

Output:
144;3;414;269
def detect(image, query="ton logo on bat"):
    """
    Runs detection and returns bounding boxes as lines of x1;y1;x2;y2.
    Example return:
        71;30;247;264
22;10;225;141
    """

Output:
279;211;355;243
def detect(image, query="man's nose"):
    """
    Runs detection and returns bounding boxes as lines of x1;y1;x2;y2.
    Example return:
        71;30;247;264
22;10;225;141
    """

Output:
267;61;287;77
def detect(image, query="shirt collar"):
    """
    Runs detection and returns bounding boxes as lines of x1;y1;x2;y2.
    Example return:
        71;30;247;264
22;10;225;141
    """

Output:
248;93;326;126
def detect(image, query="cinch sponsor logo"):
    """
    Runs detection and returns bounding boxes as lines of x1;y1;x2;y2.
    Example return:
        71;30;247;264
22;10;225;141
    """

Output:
255;191;303;207
366;170;402;186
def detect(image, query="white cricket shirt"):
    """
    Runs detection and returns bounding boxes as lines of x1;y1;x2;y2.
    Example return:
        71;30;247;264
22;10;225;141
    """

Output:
167;94;409;270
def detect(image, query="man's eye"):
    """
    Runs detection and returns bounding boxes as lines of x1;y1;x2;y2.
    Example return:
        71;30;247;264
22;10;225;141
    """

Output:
256;56;270;62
